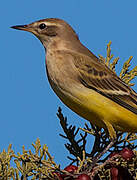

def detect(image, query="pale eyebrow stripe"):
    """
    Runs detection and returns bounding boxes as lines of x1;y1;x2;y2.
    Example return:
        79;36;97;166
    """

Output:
45;22;61;27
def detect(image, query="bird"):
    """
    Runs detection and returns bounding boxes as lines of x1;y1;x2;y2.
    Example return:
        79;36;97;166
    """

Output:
11;18;137;140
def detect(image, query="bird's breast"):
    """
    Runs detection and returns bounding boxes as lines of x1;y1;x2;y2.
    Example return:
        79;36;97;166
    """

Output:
46;50;79;93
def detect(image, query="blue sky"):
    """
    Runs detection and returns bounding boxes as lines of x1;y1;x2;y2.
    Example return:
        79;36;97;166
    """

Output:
0;0;137;168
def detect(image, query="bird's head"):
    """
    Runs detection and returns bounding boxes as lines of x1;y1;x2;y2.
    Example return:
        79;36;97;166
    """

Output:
11;18;79;48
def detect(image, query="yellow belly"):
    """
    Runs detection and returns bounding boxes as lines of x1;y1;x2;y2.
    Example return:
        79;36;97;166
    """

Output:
54;85;137;133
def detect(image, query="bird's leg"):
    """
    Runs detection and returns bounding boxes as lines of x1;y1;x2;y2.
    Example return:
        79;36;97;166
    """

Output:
103;120;116;140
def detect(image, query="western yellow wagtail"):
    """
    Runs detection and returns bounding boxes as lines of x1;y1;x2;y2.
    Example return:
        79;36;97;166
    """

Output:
11;18;137;139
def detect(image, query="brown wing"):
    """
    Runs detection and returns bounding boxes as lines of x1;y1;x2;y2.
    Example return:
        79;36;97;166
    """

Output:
71;52;137;114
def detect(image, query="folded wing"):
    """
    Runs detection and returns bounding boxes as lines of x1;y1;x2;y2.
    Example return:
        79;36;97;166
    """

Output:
71;52;137;115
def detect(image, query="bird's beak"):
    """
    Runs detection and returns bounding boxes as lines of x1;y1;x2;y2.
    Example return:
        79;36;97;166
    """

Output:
11;24;32;32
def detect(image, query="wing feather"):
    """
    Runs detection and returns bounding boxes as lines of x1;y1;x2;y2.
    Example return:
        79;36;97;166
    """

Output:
71;52;137;114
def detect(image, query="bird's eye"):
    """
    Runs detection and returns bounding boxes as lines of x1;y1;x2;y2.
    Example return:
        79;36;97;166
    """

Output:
39;23;46;30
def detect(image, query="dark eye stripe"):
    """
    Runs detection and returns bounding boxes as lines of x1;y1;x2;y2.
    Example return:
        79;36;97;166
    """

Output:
44;26;58;37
